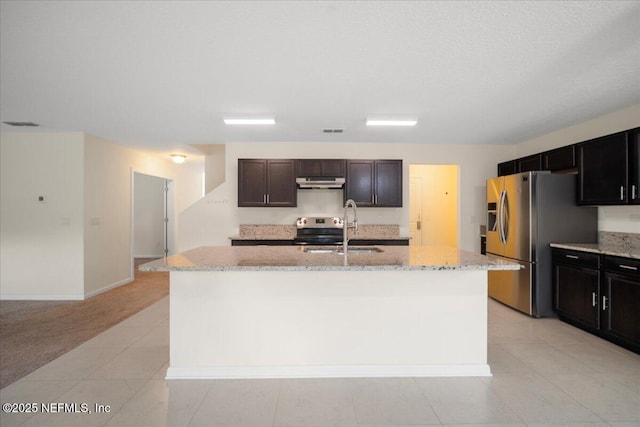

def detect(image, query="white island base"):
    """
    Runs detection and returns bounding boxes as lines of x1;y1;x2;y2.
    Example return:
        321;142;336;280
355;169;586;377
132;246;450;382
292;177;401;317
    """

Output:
167;269;491;379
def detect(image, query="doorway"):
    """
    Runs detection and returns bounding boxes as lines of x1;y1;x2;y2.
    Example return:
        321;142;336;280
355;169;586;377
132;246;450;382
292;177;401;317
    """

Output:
132;172;174;260
409;164;459;247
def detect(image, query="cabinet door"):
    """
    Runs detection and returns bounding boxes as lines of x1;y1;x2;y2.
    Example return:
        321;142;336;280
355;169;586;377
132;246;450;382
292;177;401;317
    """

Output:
603;272;640;350
498;160;516;177
554;263;600;330
630;128;639;204
296;159;322;177
375;160;402;207
346;160;374;206
517;155;542;173
266;160;297;207
578;132;628;205
238;159;267;206
297;159;345;177
321;159;345;177
543;145;576;171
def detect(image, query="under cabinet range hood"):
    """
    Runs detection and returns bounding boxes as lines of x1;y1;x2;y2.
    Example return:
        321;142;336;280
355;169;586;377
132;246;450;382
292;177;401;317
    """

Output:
296;177;345;189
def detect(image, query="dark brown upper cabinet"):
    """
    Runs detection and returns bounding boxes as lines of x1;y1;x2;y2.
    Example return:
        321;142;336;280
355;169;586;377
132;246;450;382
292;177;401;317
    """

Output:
296;159;345;177
578;129;639;205
238;159;297;207
345;160;402;207
497;160;517;177
517;154;542;173
630;128;640;205
543;145;576;172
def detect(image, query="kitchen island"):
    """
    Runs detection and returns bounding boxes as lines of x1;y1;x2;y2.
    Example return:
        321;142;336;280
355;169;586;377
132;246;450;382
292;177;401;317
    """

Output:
140;245;520;379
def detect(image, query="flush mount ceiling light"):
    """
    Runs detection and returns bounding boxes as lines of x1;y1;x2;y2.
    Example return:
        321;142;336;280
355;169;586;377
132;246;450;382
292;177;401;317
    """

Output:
366;117;418;126
223;116;275;125
171;154;187;164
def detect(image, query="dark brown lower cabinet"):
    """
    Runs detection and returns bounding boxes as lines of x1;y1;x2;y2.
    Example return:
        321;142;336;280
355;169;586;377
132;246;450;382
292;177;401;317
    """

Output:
602;261;640;350
553;248;639;354
555;263;600;330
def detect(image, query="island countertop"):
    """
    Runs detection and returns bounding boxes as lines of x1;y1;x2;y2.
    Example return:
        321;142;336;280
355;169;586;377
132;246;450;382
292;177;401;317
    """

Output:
139;245;521;272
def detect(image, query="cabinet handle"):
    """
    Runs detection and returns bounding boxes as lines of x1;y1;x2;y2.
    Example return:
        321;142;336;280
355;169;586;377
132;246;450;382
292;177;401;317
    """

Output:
565;254;579;259
602;296;608;311
375;194;378;204
633;184;637;200
267;194;270;204
620;186;624;201
372;194;374;204
592;292;597;307
619;264;638;271
263;194;267;204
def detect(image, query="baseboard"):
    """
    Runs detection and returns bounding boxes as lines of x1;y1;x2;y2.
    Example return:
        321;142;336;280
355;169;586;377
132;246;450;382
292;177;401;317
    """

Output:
1;277;133;301
166;364;492;380
84;277;133;299
0;294;84;301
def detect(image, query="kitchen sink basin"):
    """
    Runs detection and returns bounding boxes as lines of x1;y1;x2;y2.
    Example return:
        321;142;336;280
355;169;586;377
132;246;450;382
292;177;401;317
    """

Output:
342;247;383;253
302;247;383;254
302;247;338;254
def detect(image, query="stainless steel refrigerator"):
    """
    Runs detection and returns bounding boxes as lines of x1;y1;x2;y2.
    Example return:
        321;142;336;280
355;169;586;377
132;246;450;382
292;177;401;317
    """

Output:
486;171;597;317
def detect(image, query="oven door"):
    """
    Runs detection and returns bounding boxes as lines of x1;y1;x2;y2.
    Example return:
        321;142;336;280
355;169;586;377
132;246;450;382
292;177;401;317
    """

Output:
293;236;343;245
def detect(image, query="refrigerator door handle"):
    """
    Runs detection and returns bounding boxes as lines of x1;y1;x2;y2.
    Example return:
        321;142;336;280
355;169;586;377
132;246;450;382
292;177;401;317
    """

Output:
498;189;509;244
497;190;505;243
502;190;510;243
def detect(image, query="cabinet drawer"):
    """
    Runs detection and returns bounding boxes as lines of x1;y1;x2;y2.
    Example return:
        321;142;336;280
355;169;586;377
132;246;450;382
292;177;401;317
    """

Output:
604;255;640;277
553;248;600;268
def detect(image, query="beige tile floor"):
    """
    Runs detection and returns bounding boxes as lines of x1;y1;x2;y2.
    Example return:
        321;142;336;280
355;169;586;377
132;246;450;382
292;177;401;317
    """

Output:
1;297;639;426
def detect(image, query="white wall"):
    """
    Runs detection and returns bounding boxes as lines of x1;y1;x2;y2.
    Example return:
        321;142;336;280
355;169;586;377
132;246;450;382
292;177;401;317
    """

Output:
133;173;167;258
1;132;85;299
179;142;507;252
1;130;204;300
83;133;203;298
513;104;640;234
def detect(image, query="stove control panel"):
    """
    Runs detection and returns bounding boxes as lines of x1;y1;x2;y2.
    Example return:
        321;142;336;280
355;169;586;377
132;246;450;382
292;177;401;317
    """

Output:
296;217;343;229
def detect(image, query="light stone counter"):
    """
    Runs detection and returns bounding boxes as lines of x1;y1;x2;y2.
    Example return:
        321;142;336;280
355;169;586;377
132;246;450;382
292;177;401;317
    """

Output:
139;245;521;272
550;231;640;259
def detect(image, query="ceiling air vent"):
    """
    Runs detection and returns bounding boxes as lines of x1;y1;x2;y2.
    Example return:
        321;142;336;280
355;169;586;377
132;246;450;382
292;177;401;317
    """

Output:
3;121;39;127
322;128;344;133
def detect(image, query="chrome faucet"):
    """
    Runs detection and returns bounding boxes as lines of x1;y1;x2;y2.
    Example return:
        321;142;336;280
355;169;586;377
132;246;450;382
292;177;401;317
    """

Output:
342;199;358;253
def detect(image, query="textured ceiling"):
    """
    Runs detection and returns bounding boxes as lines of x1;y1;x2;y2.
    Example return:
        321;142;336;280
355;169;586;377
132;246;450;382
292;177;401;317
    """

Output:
1;1;639;154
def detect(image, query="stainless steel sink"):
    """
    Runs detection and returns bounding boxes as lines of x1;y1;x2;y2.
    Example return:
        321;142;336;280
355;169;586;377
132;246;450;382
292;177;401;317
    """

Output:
342;247;383;253
302;247;383;254
302;247;339;254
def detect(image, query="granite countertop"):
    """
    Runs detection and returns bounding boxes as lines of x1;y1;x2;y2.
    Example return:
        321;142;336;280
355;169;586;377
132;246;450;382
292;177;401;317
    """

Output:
139;245;520;272
229;235;412;241
550;231;640;259
549;242;640;259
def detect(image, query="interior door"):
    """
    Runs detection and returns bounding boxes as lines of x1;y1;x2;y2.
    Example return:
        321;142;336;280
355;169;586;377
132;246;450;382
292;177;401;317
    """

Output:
504;172;532;262
409;176;423;246
486;176;504;256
